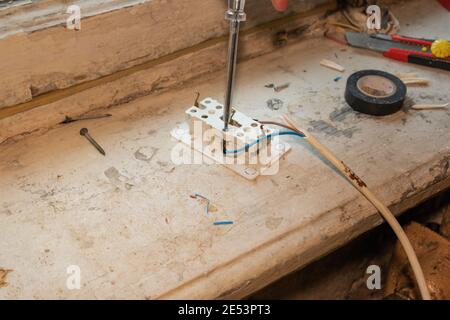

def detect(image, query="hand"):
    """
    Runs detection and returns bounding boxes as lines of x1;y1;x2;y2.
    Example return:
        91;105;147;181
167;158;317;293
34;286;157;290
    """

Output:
272;0;289;12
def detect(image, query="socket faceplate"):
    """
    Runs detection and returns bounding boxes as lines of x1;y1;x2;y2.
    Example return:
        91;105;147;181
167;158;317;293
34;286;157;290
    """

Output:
171;98;291;180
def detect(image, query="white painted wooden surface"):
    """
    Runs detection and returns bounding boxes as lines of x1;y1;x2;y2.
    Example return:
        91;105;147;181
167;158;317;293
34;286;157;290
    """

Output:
0;0;151;39
0;0;449;299
0;0;330;109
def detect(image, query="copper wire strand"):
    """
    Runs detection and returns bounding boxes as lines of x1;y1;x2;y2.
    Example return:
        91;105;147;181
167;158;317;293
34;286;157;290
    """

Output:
259;120;305;136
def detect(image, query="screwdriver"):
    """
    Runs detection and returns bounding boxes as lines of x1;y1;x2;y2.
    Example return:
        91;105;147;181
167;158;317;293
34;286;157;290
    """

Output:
223;0;246;131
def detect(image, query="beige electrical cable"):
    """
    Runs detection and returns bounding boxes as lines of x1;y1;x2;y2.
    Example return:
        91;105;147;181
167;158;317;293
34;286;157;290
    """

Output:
280;115;431;300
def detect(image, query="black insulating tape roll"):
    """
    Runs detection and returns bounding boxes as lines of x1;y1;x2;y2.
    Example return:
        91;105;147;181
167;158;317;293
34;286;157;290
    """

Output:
345;70;407;116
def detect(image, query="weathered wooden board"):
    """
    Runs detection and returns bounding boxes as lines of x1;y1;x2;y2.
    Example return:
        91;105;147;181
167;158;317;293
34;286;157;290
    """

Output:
0;0;330;109
0;4;331;143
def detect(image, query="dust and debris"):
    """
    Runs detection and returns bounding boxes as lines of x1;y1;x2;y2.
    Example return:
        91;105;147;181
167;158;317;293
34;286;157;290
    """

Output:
125;183;134;190
191;193;228;225
309;120;357;138
134;147;158;162
5;159;24;170
287;103;302;115
265;83;290;92
417;112;433;124
339;208;353;224
270;178;279;187
403;96;416;112
400;182;418;201
429;156;449;186
329;106;353;122
69;228;94;250
1;208;13;216
277;65;295;75
110;77;169;108
342;161;367;188
275;83;289;92
119;225;131;239
265;217;283;230
419;93;434;100
104;167;124;184
191;193;211;215
157;161;175;174
104;167;134;190
267;98;284;111
1;203;13;216
275;30;289;47
0;268;12;288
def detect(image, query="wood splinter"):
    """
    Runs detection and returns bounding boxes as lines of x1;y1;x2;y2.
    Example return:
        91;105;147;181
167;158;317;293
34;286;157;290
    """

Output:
320;59;345;73
395;73;429;86
401;78;429;86
411;103;448;110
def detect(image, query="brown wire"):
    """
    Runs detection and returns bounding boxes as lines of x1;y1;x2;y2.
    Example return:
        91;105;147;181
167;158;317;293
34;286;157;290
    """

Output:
260;120;305;136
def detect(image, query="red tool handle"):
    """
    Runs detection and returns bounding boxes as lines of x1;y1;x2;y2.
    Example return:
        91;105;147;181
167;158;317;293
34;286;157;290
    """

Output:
439;0;450;11
391;35;433;47
384;48;450;61
384;48;430;61
384;48;450;71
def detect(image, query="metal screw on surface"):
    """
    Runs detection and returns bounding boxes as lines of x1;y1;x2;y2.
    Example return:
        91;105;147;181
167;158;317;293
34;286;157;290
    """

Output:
80;128;106;156
61;113;112;124
266;98;283;111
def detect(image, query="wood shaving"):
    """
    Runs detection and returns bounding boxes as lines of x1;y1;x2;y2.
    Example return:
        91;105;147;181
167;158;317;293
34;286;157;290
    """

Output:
274;83;290;92
320;59;345;73
401;78;429;86
395;72;418;78
411;103;448;110
395;73;429;86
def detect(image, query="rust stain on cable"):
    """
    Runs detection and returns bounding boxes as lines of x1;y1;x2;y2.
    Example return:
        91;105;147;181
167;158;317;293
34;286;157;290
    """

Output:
342;161;367;188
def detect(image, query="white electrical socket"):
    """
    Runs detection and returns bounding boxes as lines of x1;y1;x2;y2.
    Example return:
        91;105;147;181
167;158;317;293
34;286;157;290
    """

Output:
171;98;291;180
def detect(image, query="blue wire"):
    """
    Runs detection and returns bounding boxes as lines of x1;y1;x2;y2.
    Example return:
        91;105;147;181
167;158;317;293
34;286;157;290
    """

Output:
213;221;234;226
224;130;305;155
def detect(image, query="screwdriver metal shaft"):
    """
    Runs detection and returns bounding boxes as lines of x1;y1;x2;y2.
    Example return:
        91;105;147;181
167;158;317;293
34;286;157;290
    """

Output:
223;0;246;131
80;128;106;156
